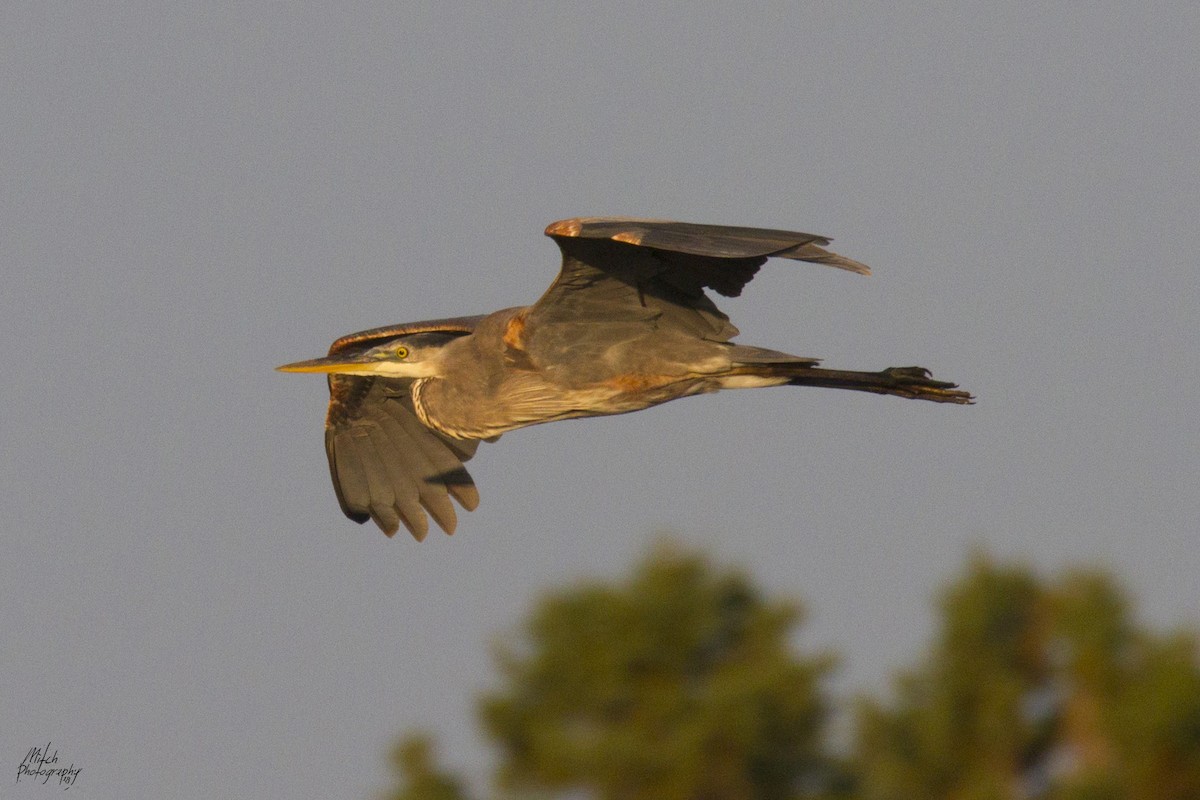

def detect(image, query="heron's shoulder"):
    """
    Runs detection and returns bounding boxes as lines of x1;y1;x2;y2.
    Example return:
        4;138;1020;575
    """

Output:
328;315;486;355
544;216;675;239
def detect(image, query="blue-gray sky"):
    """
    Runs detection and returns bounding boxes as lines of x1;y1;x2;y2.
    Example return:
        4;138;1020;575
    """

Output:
3;3;1197;798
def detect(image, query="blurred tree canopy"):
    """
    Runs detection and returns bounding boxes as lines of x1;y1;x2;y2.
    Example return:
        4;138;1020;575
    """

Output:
383;734;467;800
480;542;838;800
856;556;1200;800
382;545;1200;800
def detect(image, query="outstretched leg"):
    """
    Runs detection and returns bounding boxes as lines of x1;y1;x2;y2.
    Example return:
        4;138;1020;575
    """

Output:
724;357;973;404
782;365;973;403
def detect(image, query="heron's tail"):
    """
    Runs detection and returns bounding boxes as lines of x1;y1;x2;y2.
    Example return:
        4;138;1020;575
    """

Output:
729;357;973;404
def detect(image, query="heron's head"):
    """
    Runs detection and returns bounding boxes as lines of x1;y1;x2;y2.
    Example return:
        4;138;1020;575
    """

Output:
277;332;457;378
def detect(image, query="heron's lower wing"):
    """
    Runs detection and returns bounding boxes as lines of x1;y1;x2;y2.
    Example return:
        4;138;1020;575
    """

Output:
325;375;482;540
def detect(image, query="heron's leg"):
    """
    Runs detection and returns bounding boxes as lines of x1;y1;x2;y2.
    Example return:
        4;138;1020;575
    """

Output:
782;364;973;404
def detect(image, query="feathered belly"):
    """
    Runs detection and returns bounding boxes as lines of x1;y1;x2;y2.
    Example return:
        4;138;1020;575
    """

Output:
411;373;716;440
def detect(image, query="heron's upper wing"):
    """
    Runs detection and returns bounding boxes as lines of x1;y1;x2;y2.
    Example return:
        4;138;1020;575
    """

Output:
530;217;870;341
544;218;871;277
323;316;488;540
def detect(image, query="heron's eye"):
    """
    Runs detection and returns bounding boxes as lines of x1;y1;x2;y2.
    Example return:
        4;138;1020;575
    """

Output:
395;346;409;359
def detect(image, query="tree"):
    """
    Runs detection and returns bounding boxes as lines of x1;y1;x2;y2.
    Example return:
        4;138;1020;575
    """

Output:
383;734;469;800
854;555;1200;800
379;545;1200;800
479;541;839;800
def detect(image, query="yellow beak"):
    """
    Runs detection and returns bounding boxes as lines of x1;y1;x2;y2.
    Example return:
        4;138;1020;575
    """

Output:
276;354;376;374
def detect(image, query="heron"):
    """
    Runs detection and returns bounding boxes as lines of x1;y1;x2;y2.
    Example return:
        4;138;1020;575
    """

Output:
278;217;971;540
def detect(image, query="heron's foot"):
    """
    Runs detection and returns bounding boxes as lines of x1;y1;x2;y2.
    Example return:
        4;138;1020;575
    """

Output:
880;366;974;404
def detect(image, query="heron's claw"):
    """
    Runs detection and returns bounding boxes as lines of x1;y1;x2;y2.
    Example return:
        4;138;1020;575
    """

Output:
885;365;935;383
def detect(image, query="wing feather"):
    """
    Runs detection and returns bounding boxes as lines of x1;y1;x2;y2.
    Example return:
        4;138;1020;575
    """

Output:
356;428;403;536
373;408;460;536
382;402;481;513
366;420;429;539
324;428;372;524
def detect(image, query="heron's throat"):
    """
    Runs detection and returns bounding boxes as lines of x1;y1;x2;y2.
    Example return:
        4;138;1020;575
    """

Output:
409;377;468;439
410;377;508;440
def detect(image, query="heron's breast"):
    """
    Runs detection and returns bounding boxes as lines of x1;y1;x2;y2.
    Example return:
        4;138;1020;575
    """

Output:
412;369;714;440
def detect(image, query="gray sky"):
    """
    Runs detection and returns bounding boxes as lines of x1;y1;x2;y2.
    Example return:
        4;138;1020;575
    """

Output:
3;3;1197;798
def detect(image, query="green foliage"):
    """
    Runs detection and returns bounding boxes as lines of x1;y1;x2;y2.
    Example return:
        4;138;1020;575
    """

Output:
479;541;838;800
384;734;469;800
1112;632;1200;799
854;555;1200;800
380;544;1200;800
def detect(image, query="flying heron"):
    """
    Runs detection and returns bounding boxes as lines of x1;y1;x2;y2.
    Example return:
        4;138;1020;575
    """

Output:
279;217;971;540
